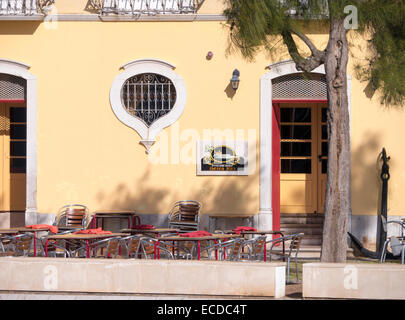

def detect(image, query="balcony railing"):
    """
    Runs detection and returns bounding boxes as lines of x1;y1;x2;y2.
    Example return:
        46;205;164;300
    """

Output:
90;0;205;15
0;0;54;15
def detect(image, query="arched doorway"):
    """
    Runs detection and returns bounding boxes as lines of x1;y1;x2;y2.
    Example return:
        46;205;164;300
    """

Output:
272;73;328;216
258;60;351;232
0;59;37;227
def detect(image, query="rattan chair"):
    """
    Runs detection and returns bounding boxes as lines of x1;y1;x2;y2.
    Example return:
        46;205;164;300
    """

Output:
167;200;201;233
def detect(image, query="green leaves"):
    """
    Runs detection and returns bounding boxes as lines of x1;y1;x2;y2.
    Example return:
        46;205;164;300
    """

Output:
223;0;405;106
356;0;405;106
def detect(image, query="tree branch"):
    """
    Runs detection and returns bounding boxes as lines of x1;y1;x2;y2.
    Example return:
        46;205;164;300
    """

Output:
281;29;326;73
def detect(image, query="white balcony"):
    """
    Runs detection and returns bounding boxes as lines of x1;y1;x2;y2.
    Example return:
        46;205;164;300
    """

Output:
90;0;205;15
0;0;53;16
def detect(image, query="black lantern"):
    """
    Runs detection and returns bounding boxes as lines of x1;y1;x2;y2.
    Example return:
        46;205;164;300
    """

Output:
230;69;240;90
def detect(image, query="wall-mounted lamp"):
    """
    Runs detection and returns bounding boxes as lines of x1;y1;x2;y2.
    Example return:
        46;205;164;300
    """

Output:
230;69;240;91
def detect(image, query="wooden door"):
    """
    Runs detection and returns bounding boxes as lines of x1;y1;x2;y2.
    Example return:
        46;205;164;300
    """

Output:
0;103;26;211
279;103;328;214
317;105;328;213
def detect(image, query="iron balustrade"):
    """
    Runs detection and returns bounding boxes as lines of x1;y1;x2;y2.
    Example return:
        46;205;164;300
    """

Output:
89;0;205;15
0;0;54;15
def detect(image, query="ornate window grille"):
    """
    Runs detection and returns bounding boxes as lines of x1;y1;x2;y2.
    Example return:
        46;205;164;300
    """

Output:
272;73;327;100
0;0;54;15
0;73;26;101
90;0;205;15
121;73;177;127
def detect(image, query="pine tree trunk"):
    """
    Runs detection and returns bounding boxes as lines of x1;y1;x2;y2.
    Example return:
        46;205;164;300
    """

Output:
321;18;350;263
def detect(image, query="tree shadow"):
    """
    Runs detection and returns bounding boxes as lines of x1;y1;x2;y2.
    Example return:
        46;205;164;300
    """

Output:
350;132;384;249
94;152;260;231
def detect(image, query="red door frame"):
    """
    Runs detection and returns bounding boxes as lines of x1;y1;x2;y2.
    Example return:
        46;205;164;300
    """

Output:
271;99;328;233
0;100;25;103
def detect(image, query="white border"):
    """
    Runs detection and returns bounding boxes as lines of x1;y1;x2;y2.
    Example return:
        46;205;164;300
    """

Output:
110;59;187;153
258;60;351;230
0;58;37;224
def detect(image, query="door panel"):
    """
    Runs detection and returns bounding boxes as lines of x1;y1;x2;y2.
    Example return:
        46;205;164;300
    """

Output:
317;106;328;213
0;103;26;211
0;103;5;210
280;103;328;214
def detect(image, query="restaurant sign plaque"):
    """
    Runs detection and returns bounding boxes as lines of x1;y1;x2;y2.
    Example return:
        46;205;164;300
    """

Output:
196;141;249;175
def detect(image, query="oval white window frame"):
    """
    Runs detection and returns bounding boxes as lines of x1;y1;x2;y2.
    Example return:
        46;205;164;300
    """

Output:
110;59;187;153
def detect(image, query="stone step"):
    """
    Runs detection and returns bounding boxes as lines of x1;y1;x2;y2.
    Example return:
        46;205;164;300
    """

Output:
300;236;322;246
280;215;324;225
280;213;324;218
281;224;323;235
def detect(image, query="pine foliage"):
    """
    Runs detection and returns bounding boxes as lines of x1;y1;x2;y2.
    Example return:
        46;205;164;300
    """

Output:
224;0;405;106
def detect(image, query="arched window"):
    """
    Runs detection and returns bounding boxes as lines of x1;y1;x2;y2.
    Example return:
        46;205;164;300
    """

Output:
121;73;177;127
110;59;186;154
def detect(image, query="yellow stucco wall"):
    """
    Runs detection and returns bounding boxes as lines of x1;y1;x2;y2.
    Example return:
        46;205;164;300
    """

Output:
0;7;404;217
1;20;265;215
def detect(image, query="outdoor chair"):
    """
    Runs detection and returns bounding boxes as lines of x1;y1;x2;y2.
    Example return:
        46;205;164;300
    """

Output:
121;235;142;258
266;233;304;283
380;219;405;263
245;235;268;261
168;200;201;233
89;237;122;258
383;219;405;237
3;233;37;257
0;233;10;254
380;236;405;264
66;236;122;259
204;237;247;261
54;204;90;229
41;227;85;258
136;236;175;260
41;236;72;258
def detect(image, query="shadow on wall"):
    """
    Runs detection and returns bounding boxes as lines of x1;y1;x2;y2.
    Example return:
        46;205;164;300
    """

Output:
94;161;260;230
0;21;41;35
350;131;385;248
224;82;236;99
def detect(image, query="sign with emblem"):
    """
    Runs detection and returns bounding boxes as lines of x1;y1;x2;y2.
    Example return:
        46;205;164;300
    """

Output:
196;141;249;175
